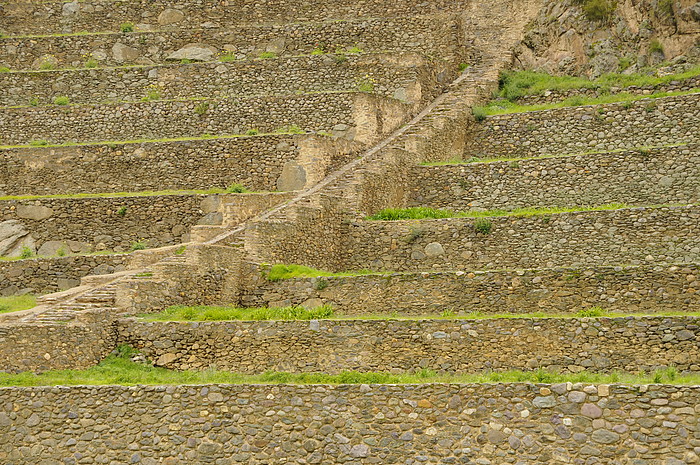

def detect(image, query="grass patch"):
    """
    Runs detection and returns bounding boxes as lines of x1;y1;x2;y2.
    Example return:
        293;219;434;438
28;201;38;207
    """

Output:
265;264;376;281
2;345;699;387
141;305;334;321
477;89;698;116
0;295;36;314
496;66;700;102
226;183;250;193
366;203;647;221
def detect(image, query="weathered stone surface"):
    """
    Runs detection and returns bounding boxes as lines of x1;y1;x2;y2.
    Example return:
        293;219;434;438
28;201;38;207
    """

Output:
112;43;140;63
424;242;445;257
16;205;53;221
277;161;308;191
0;220;35;257
158;8;185;25
167;43;218;62
37;241;69;257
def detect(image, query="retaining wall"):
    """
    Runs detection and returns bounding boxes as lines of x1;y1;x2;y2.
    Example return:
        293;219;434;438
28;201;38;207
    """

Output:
0;0;470;35
409;145;700;211
118;316;700;374
0;194;219;253
0;92;404;145
0;254;129;296
0;15;467;69
1;383;699;464
0;54;448;107
241;264;700;315
339;206;700;272
0;134;356;195
463;93;700;158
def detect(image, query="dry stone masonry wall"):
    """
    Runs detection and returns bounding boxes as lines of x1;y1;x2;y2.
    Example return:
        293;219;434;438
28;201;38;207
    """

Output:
463;94;700;158
0;0;472;35
0;54;449;107
118;316;700;374
0;92;393;145
0;15;467;69
409;145;700;211
242;264;700;316
0;254;128;296
0;135;351;195
341;206;700;272
1;383;699;464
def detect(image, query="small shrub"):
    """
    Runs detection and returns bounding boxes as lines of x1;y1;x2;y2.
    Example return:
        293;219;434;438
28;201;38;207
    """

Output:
56;247;67;257
649;39;664;54
84;57;98;69
659;0;674;17
130;241;147;251
53;96;70;105
258;51;277;59
226;183;250;193
39;60;55;71
174;245;187;255
472;106;487;122
218;51;236;63
0;66;10;73
357;74;376;92
576;306;607;318
334;53;348;64
29;140;48;146
646;101;657;113
458;63;470;72
314;278;329;291
116;206;127;217
120;22;135;33
19;246;34;259
618;56;633;72
402;226;425;243
473;218;492;235
29;98;40;107
441;310;457;318
194;102;209;115
576;0;618;22
141;84;162;102
653;372;663;384
180;59;192;64
245;129;259;136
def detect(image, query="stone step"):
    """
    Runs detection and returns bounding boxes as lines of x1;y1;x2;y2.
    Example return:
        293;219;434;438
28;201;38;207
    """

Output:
409;144;700;212
0;15;465;69
0;52;449;107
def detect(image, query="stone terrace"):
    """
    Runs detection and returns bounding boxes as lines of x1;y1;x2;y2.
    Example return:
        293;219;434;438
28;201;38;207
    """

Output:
1;0;700;464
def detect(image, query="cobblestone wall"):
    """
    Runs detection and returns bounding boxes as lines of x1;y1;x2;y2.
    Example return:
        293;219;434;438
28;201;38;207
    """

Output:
241;264;700;315
0;194;217;253
0;54;449;107
0;0;471;35
0;315;115;373
118;316;700;374
0;92;400;145
1;383;699;464
0;135;356;195
408;145;700;211
463;94;700;158
342;206;700;272
0;15;467;69
0;254;129;296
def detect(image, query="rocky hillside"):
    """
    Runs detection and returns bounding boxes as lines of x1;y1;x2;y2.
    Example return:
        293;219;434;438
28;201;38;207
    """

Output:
515;0;700;76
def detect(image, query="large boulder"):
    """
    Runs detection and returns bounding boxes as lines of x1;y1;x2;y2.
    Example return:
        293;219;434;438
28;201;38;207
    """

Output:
167;43;218;62
0;220;35;258
112;43;140;63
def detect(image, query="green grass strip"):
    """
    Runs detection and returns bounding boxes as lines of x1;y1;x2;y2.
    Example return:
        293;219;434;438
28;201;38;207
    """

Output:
265;264;378;281
141;305;334;321
0;295;37;314
1;345;697;387
496;66;700;101
474;89;698;117
363;203;674;221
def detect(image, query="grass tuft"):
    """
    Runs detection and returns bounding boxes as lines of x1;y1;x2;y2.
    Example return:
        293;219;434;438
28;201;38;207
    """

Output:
0;295;37;314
